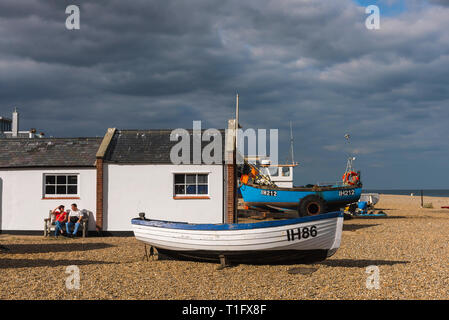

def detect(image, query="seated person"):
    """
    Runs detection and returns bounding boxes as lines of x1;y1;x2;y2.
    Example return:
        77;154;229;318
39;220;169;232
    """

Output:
52;205;68;237
65;203;83;237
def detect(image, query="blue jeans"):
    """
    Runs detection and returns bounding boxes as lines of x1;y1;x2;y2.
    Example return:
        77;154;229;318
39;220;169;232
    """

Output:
66;222;81;235
54;221;64;236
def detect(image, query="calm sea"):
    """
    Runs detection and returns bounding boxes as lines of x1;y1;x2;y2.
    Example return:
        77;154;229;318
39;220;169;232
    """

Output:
364;189;449;197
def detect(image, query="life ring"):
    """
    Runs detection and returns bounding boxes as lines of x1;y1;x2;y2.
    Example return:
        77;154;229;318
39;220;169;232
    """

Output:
342;171;359;185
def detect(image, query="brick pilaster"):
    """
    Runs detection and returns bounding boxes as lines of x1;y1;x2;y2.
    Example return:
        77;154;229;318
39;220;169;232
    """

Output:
96;158;104;232
224;119;237;224
226;163;236;223
95;128;116;234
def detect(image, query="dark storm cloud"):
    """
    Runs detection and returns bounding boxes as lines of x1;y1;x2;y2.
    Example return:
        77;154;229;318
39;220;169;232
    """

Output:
0;0;448;188
427;0;449;6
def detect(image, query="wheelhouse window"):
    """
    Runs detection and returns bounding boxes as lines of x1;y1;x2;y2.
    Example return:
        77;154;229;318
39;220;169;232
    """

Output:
281;167;291;177
44;174;79;197
174;173;208;196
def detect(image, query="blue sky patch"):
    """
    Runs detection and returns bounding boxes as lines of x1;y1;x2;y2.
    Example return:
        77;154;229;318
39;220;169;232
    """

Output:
354;0;407;16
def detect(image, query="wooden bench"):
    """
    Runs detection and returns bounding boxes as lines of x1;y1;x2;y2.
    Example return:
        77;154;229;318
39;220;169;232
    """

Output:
44;209;89;237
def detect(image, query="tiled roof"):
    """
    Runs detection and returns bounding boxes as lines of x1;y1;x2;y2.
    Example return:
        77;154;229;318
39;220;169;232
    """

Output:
104;129;226;164
0;138;102;168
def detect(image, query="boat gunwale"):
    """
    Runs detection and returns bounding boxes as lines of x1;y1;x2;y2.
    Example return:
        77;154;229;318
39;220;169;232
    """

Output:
131;211;343;231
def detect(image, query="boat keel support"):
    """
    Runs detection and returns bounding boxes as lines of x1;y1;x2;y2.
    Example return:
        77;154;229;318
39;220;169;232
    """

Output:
217;254;231;270
143;245;159;261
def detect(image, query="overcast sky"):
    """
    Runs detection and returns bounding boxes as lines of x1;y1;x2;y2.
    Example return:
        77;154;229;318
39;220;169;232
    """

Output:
0;0;448;188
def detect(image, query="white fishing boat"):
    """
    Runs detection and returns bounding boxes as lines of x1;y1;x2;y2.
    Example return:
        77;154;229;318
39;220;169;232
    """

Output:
131;211;343;264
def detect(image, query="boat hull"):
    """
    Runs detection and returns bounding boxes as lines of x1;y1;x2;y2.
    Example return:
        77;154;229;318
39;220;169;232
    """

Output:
156;248;333;264
240;184;362;211
131;211;343;264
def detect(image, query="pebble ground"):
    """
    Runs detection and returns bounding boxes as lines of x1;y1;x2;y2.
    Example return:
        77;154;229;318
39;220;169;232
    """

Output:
0;195;448;299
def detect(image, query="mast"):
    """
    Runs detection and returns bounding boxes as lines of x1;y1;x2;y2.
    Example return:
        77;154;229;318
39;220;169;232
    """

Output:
235;93;239;147
289;121;294;165
344;133;354;173
234;93;239;223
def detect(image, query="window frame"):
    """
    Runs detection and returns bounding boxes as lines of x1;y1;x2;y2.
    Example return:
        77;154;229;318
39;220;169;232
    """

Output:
172;172;210;199
42;173;80;199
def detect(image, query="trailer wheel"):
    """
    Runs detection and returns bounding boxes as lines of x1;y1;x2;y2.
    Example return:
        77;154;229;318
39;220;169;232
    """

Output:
298;195;327;217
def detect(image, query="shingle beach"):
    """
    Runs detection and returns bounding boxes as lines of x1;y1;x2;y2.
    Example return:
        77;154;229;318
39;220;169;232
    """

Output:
1;195;448;300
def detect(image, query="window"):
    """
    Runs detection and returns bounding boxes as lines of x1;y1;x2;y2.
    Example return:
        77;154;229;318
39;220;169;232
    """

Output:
44;174;79;197
267;167;279;177
174;173;208;196
281;167;291;177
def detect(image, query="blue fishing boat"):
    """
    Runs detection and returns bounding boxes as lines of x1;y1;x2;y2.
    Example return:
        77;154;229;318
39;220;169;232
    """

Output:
240;183;362;215
239;156;362;216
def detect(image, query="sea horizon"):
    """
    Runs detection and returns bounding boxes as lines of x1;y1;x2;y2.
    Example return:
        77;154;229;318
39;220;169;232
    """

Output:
363;189;449;197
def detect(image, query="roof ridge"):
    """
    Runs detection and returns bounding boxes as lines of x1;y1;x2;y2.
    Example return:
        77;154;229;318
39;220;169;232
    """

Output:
0;137;102;168
116;129;226;132
0;137;102;141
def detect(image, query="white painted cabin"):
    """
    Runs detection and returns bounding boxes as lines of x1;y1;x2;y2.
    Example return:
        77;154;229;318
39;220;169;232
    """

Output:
0;138;101;232
100;130;226;231
0;129;227;234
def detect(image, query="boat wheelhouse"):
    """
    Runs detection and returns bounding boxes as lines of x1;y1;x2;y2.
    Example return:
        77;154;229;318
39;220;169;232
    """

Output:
245;156;298;188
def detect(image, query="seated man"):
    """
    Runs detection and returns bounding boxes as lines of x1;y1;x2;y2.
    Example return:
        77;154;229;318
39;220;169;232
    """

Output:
65;203;83;237
52;205;67;237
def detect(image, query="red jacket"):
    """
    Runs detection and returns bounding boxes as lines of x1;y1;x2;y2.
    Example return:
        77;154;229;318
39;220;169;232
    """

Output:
55;211;67;222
